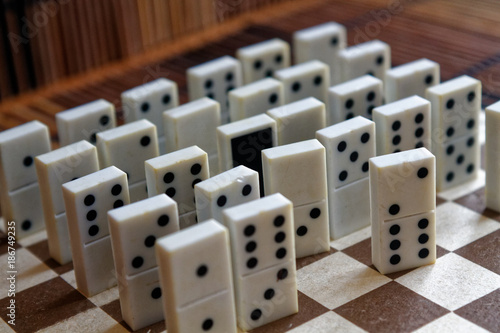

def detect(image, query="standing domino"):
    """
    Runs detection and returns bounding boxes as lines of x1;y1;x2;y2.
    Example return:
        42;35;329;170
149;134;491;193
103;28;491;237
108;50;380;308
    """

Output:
316;116;375;240
426;75;481;191
187;56;243;123
108;194;180;331
62;166;130;297
274;60;330;104
145;146;209;229
370;148;436;274
236;38;291;84
217;114;277;194
0;121;50;238
56;99;116;146
385;59;440;103
373;96;431;155
36;140;99;264
338;40;390;82
222;193;298;331
156;219;237;333
262;139;329;258
328;75;383;124
485;101;500;211
293;22;347;84
97;119;159;202
121;78;179;153
228;78;284;121
195;165;259;224
163;98;221;175
267;97;326;145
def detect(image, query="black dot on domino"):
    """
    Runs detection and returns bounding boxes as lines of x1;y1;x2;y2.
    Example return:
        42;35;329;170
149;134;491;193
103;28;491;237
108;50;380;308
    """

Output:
338;140;347;152
457;155;464;165
22;220;32;231
467;119;475;129
331;36;338;46
111;184;122;196
226;72;233;82
345;99;354;109
191;163;202;175
251;309;262;321
467;137;475;147
269;93;278;104
140;136;151;147
274;215;285;227
132;256;144;269
415;127;424;138
418;218;429;229
292;82;301;92
419;234;429;244
217;195;227;207
417;167;428;179
415;113;424;124
313;75;322;86
362;161;369;172
392;135;401;146
390;240;401;250
276;248;287;259
339;170;348;181
446;99;455;109
163;172;174;183
88;225;99;236
361;132;370;143
87;210;97;221
366;91;375;101
246;241;257;252
447;145;455;155
277;268;288;280
151;287;162;299
100;115;110;126
192;179;201;188
274;232;285;243
197;264;208;277
275;54;283;64
84;194;95;206
90;133;97;143
162;94;171;105
446;172;454;182
242;184;252;196
165;187;176;198
141;102;150;113
376;55;384;65
204;79;213;89
254;60;262;70
468;91;475;102
247;257;258;269
310;208;321;219
389;204;400;215
144;235;156;248
264;288;275;300
389;224;400;235
390;254;401;265
350;151;358;162
113;200;124;208
346;113;354;120
296;226;308;236
424;74;433;85
244;225;255;236
467;164;475;173
446;127;454;137
419;248;429;258
367;105;374;115
202;318;213;331
265;69;273;77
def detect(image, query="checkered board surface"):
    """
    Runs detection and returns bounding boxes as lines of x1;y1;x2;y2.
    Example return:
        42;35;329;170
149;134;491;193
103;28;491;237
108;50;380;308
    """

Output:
1;0;500;332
